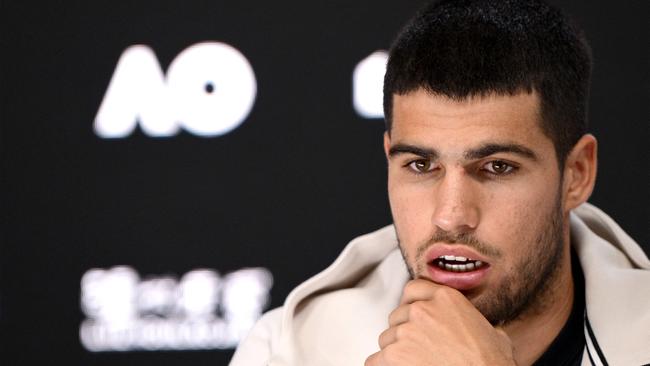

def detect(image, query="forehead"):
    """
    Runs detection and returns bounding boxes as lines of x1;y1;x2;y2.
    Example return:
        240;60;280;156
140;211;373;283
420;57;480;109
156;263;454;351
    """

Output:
391;89;552;155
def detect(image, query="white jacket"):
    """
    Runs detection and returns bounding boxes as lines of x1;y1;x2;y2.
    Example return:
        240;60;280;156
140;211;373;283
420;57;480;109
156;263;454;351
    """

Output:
230;203;650;366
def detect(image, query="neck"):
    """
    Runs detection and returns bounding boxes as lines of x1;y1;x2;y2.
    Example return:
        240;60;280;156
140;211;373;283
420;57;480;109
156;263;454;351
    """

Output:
503;241;575;366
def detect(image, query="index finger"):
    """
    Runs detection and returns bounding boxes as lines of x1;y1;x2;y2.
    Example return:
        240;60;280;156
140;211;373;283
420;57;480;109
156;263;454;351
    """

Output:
399;278;446;305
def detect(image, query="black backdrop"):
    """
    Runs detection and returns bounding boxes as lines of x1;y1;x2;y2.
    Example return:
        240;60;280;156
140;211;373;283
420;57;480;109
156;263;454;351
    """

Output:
2;1;648;365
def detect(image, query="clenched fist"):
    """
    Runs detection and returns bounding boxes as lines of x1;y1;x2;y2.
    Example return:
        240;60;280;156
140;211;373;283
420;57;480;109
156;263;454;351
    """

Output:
365;279;517;366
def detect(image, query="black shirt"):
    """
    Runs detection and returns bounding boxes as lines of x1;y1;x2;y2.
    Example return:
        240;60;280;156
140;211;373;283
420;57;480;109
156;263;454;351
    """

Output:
532;251;586;366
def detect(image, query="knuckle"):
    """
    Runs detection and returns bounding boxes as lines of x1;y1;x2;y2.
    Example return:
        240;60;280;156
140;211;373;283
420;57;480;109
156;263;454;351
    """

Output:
402;280;419;295
364;353;376;366
403;278;429;294
436;285;459;301
394;322;415;340
408;301;429;320
394;324;407;339
378;328;390;347
388;306;403;324
382;344;405;364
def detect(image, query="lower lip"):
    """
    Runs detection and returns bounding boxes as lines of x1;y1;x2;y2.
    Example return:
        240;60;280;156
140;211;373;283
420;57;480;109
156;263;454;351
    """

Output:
425;263;490;291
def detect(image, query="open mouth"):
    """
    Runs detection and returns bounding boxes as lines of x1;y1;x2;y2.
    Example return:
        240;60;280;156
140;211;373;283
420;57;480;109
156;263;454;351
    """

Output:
431;255;486;273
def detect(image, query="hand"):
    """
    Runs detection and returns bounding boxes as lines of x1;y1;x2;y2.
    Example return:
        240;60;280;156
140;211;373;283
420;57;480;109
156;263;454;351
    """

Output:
365;279;517;366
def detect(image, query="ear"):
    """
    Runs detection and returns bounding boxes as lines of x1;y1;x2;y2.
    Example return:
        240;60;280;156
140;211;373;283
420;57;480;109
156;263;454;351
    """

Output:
562;134;598;211
383;132;391;160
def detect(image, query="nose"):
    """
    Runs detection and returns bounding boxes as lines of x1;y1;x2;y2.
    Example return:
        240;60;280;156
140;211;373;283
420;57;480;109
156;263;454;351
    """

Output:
431;169;480;233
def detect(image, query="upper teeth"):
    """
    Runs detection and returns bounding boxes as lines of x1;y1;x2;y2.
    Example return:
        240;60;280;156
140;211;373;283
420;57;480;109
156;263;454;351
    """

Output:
440;255;469;262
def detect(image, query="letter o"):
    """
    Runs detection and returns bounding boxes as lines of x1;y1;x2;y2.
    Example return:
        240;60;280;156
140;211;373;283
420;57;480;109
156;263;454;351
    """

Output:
166;42;257;136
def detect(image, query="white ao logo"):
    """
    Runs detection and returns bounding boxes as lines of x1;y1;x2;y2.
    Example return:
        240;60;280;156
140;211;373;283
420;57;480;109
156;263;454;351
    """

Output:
94;42;257;138
352;50;388;119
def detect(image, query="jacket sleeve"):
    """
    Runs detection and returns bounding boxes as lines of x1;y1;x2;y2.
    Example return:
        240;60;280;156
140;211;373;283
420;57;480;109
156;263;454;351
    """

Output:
228;307;283;366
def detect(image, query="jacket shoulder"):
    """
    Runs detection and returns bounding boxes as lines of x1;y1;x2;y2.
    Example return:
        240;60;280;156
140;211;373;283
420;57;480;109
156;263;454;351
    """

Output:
229;307;283;366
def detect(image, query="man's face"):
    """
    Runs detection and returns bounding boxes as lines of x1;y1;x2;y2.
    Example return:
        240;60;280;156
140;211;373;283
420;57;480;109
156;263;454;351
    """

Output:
386;89;566;325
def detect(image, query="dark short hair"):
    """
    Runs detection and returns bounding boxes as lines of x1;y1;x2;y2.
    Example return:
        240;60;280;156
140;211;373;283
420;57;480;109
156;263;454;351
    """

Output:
383;0;592;166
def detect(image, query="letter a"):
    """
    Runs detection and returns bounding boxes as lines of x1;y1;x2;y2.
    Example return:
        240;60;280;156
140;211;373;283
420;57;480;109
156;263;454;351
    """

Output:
94;45;179;138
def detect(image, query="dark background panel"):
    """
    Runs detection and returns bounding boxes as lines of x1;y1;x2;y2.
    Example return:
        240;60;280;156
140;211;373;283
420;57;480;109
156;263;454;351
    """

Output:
1;1;648;365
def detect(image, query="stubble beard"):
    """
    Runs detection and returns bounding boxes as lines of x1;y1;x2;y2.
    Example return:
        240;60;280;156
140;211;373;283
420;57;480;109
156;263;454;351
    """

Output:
397;196;565;326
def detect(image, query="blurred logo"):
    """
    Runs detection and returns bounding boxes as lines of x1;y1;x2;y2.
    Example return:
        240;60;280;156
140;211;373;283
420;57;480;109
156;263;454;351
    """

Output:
94;42;257;138
353;50;387;119
79;266;272;351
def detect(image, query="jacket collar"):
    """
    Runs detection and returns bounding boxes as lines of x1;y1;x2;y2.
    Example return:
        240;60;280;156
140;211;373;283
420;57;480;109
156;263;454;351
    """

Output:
277;203;650;365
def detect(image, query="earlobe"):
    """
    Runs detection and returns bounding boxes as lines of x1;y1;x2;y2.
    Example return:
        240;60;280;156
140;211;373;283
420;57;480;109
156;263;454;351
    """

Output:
563;134;598;210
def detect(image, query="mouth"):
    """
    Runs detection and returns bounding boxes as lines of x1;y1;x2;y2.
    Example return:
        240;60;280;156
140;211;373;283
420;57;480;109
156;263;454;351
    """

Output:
431;255;486;273
423;247;492;290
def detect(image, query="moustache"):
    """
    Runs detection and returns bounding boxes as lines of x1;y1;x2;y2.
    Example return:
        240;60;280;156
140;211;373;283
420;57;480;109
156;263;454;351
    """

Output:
415;230;503;262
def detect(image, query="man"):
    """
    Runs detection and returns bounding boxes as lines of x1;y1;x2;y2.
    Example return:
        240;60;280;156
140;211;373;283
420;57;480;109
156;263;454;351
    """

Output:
230;0;650;365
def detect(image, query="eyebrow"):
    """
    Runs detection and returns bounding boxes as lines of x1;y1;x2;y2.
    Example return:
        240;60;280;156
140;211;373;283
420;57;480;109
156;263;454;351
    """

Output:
388;144;439;160
388;142;538;161
463;143;538;161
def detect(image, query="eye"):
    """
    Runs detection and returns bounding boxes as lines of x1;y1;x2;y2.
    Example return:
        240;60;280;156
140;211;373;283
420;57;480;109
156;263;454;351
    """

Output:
483;160;516;175
407;159;436;174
